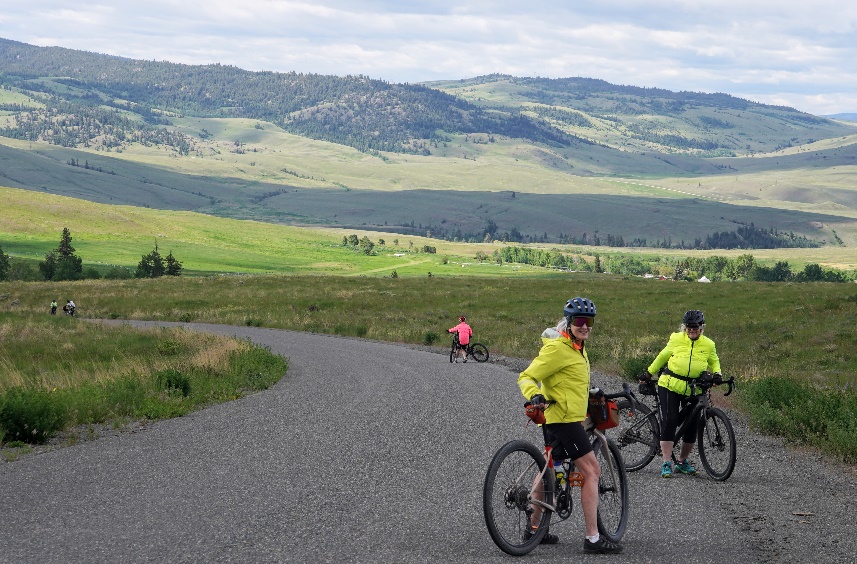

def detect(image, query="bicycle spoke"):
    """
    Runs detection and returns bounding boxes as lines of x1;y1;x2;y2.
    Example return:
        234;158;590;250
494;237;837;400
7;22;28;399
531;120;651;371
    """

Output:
470;343;489;362
594;438;629;542
697;407;736;481
483;441;552;556
613;399;659;472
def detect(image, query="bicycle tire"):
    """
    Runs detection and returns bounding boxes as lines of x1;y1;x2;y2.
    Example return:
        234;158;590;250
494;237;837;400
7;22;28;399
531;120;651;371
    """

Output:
469;343;490;362
697;407;736;481
593;437;629;542
483;440;553;556
449;348;455;363
614;399;659;472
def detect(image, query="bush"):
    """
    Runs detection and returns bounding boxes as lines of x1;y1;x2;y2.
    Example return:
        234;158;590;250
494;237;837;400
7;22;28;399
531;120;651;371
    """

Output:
156;369;191;397
83;267;102;280
619;354;654;379
423;331;439;346
0;388;68;444
103;266;134;280
741;377;857;463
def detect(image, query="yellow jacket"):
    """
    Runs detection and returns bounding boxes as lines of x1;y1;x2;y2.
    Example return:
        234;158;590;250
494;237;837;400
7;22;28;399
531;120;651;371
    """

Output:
648;332;721;396
518;333;590;423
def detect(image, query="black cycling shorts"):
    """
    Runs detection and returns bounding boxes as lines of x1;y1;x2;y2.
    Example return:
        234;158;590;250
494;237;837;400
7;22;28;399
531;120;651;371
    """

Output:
543;421;592;461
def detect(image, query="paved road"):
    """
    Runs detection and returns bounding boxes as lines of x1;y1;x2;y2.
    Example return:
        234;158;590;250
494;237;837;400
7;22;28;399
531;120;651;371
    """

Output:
1;323;854;563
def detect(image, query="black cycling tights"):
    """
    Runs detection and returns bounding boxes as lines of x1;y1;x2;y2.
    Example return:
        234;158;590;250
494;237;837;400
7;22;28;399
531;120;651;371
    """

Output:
658;386;699;443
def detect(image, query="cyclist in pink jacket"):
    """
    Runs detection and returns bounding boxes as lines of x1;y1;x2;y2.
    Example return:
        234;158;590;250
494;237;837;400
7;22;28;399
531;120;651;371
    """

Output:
449;316;473;363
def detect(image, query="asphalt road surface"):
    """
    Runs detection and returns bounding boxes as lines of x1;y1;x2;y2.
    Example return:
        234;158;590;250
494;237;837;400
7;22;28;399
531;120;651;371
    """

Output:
1;322;855;563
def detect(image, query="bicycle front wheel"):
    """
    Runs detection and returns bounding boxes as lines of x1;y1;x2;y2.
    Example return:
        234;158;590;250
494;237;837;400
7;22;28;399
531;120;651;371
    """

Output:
697;407;736;481
469;343;489;362
593;437;629;543
483;440;552;556
614;399;659;472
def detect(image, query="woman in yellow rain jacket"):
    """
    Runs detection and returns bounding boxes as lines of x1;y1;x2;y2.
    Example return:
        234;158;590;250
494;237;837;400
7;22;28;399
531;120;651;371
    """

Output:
645;309;722;478
517;297;622;555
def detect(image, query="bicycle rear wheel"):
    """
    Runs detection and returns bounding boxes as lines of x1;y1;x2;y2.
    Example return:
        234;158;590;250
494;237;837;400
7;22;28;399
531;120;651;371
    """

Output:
697;407;736;481
614;399;659;472
593;437;629;543
483;440;553;556
469;343;489;362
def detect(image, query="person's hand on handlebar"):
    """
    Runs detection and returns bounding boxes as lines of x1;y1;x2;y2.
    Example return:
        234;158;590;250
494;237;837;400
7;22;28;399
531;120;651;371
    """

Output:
638;371;652;382
713;373;723;386
529;393;547;407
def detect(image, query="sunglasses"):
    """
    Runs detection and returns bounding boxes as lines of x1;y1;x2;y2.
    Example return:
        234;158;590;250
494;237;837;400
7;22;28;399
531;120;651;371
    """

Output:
686;325;702;331
570;317;594;328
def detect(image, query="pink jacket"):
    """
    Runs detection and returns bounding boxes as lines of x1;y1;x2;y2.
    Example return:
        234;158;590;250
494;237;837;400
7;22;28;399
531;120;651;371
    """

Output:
449;322;472;345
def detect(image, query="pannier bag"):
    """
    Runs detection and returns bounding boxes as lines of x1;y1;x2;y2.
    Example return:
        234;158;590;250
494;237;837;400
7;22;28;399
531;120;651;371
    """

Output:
588;398;620;430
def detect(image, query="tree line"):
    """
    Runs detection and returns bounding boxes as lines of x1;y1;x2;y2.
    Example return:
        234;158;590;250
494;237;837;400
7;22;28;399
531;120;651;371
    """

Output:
481;245;852;282
0;228;182;281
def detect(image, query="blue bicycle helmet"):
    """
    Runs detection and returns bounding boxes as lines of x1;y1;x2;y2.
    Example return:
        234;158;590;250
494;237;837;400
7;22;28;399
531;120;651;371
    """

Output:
564;297;596;320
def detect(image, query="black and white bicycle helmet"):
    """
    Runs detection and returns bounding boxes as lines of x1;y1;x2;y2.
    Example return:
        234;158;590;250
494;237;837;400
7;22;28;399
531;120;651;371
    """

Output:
564;297;596;320
682;309;705;326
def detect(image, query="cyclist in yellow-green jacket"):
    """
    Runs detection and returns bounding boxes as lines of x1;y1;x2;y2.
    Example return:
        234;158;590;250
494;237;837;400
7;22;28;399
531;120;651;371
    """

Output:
644;309;722;478
518;297;623;555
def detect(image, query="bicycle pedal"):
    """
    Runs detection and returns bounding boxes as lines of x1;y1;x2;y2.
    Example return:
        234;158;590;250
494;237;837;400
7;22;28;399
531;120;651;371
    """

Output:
567;472;585;487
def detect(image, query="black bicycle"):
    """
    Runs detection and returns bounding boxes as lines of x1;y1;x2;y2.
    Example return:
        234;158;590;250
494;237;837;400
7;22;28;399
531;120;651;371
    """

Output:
449;334;489;363
613;371;736;481
483;385;633;556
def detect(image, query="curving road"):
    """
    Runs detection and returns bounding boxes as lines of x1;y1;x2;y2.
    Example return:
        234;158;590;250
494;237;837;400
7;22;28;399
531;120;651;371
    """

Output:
0;322;854;563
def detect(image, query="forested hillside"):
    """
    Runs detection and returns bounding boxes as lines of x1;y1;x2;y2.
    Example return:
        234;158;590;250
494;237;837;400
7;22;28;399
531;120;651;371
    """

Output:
2;38;853;159
0;38;570;155
427;75;853;156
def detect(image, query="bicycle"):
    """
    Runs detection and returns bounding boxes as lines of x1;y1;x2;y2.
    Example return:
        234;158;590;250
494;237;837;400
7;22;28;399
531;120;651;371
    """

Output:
613;371;736;481
482;384;632;556
449;334;489;363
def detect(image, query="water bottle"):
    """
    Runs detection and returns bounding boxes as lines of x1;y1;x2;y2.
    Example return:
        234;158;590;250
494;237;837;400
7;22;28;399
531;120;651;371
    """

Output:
554;462;565;488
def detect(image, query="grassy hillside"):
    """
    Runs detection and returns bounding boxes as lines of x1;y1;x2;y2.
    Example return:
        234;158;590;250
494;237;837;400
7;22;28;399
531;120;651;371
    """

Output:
0;185;561;276
3;39;857;253
3;121;857;250
4;185;857;273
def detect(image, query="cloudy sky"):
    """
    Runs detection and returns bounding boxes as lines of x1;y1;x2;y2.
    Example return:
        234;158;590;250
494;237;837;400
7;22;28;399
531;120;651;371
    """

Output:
2;1;855;115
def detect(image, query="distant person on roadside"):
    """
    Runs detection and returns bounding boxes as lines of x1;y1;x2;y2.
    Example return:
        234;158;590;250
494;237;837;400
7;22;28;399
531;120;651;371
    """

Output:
50;299;58;315
642;309;722;478
518;297;622;554
65;299;76;317
448;315;473;363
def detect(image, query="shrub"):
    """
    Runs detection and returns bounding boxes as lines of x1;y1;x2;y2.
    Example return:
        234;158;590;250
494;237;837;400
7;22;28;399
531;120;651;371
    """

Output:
156;369;191;397
423;331;439;345
619;354;654;379
0;388;68;444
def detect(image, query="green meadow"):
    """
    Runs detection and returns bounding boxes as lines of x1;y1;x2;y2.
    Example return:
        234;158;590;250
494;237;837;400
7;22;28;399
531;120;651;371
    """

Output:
2;273;856;459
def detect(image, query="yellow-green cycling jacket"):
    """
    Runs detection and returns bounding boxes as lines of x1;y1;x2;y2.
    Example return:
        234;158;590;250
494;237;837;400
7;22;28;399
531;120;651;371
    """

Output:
518;332;590;423
647;332;721;396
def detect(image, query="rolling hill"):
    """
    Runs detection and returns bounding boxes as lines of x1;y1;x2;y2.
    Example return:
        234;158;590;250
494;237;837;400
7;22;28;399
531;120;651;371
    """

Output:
2;37;857;253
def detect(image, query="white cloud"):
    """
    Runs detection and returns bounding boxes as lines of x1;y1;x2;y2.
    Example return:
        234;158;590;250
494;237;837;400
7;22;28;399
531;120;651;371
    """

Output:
1;1;855;114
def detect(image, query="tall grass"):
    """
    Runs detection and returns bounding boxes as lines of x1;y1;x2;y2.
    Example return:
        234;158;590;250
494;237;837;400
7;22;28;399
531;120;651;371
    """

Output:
0;311;287;445
2;274;856;460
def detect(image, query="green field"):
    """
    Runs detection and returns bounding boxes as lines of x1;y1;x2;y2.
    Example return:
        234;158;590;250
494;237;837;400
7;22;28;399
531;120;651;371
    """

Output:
3;273;856;459
3;111;857;251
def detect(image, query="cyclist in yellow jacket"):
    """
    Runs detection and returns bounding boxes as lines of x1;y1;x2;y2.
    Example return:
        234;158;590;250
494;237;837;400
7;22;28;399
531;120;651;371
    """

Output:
645;309;722;478
518;297;622;555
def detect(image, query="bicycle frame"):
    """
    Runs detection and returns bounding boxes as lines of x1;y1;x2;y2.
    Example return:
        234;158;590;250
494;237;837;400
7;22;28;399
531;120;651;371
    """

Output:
527;425;617;515
618;374;737;479
645;376;731;442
